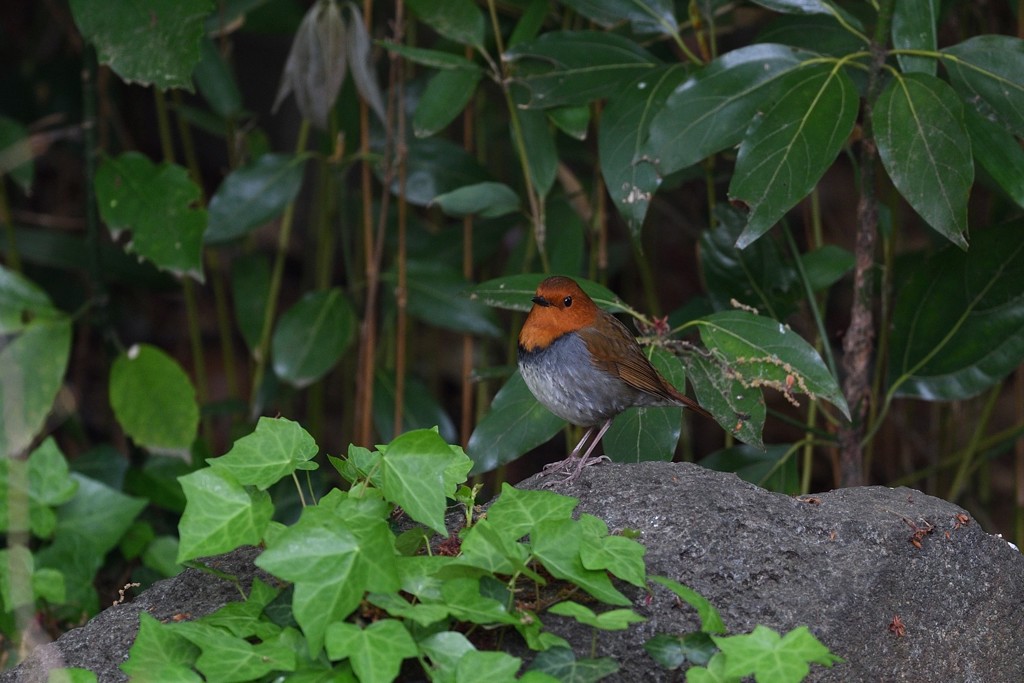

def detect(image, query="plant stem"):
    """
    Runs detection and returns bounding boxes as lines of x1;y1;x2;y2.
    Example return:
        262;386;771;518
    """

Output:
947;385;1001;502
393;0;409;437
837;0;894;487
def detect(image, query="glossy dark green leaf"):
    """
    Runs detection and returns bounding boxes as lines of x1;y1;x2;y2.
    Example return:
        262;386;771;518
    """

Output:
0;266;64;334
943;35;1024;137
109;345;199;453
548;105;590;141
471;274;629;314
646;44;808;176
698;207;799;319
892;0;940;76
231;254;271;351
603;348;685;462
874;73;972;249
0;318;72;457
206;153;306;244
528;646;620;679
701;444;799;493
750;0;834;15
518;107;558;196
694;310;849;418
194;37;243;118
407;0;485;49
414;67;482;138
95;152;206;279
373;371;458;444
387;137;491;206
559;0;676;35
69;0;211;90
0;116;34;193
509;0;547;49
391;262;501;337
756;15;867;57
645;632;717;669
965;108;1024;209
730;63;858;248
505;31;659;109
467;371;564;474
685;350;765;449
431;182;520;219
802;245;854;291
888;221;1024;400
378;42;476;70
271;288;356;388
600;65;688;238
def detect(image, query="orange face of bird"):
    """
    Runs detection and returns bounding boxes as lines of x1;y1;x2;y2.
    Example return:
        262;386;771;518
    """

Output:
518;276;600;352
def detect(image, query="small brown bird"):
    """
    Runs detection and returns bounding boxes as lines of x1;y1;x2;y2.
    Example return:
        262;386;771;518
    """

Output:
518;276;710;482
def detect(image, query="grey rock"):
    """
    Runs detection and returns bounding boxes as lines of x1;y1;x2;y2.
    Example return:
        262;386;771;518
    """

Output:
4;463;1022;682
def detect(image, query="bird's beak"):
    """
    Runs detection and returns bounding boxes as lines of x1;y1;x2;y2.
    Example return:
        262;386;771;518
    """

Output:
532;295;551;307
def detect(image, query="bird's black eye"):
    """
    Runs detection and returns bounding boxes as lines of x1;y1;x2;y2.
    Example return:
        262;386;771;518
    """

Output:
563;296;573;308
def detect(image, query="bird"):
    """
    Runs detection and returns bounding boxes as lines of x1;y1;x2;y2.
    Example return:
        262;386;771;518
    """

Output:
517;275;711;483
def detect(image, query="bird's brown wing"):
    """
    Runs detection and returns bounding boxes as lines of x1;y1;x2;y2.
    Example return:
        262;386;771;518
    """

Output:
578;313;711;418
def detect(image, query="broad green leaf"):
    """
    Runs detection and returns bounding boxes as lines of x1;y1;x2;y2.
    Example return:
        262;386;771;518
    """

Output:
272;288;356;387
418;631;475;677
386;137;490;206
485;483;579;541
95;152;205;278
644;632;716;669
650;576;726;634
437;576;518;626
802;245;855;291
471;274;629;314
888;221;1024;400
121;613;200;682
388;261;501;337
231;254;271;351
467;370;564;474
367;592;451;626
0;265;62;334
431;182;521;219
531;519;631;606
456;650;522;682
701;444;800;494
177;468;273;562
380;429;470;535
685;348;766;448
325;620;418;683
693;310;849;418
600;65;688;237
715;625;840;681
578;516;646;587
548;105;590;141
194;37;243;118
892;0;940;75
874;73;973;249
646;44;808;175
750;0;835;14
943;35;1024;137
378;42;477;70
208;417;318;490
0;318;71;457
458;517;539;577
505;31;659;109
0;116;34;193
69;0;212;90
756;15;866;57
110;344;199;453
206;153;306;244
603;348;686;462
407;0;485;50
517;107;558;196
414;67;483;138
965;108;1024;209
547;601;645;630
730;63;858;248
372;370;458;443
559;0;676;35
528;647;619;680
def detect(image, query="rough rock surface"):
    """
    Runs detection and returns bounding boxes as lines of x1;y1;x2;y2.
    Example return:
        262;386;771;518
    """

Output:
4;462;1022;682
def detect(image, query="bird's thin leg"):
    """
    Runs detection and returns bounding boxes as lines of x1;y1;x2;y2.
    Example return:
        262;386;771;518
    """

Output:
542;419;613;485
541;426;596;476
568;419;613;478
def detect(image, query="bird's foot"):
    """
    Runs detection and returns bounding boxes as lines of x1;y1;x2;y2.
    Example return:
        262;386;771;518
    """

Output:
539;454;611;488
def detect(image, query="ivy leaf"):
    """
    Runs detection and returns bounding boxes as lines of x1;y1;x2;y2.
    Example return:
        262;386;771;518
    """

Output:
68;0;212;90
109;344;199;455
528;647;620;681
714;625;840;681
531;519;631;606
121;613;200;682
650;576;727;634
485;483;579;541
95;152;206;279
381;429;471;535
0;439;77;538
207;417;319;490
547;601;646;630
730;63;858;249
177;468;273;563
874;73;973;249
325;620;418;683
